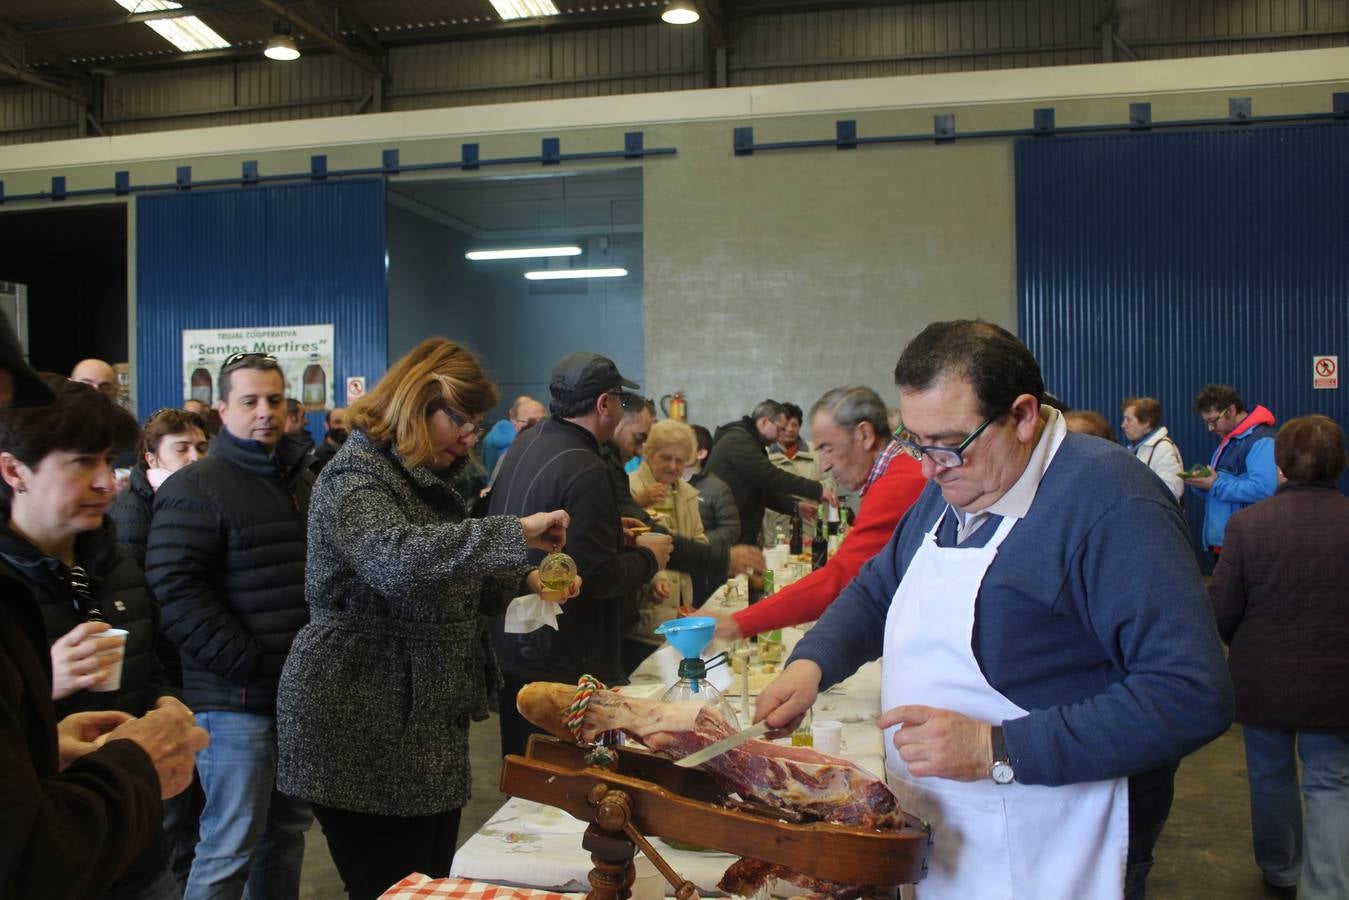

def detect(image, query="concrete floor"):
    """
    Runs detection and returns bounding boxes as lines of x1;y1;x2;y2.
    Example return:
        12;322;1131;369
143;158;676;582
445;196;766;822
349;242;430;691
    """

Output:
296;717;1284;899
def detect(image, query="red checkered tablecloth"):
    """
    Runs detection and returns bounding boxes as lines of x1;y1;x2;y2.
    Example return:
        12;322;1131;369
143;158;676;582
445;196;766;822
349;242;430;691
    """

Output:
379;874;585;899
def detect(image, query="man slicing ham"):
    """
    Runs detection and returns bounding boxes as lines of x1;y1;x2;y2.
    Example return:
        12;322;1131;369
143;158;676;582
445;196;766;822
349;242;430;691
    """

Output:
757;320;1234;900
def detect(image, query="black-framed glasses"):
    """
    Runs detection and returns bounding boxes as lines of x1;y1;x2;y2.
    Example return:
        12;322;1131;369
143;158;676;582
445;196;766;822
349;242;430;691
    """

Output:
894;415;998;469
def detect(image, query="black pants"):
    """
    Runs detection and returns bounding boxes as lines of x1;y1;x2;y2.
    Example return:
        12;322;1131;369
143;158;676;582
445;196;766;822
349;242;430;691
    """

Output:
498;670;545;758
311;802;462;900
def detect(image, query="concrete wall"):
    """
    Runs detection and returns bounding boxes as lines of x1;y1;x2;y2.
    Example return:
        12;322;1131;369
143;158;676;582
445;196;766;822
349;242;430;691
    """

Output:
1;48;1345;432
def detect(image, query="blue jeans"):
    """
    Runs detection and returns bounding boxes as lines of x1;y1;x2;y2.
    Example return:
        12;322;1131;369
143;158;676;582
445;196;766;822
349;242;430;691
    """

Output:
1243;725;1349;900
185;711;313;900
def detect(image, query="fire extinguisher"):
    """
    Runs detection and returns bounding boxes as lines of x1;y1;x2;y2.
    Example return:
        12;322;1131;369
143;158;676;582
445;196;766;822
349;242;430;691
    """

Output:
660;392;687;421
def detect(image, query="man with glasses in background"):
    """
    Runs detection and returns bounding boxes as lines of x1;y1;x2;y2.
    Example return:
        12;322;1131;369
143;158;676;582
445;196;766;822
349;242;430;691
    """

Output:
147;352;315;900
757;320;1232;900
1184;384;1277;555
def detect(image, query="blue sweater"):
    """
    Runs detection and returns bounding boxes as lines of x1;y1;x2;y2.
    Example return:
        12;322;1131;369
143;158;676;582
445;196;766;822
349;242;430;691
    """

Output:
791;432;1233;788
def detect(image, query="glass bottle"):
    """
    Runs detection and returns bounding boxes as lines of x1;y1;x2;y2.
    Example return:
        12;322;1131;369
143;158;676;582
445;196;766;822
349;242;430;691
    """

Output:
812;513;828;569
190;356;213;405
302;353;326;411
791;707;814;747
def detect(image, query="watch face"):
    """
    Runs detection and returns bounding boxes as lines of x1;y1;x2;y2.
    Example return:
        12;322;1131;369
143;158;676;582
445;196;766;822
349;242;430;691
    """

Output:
991;761;1015;785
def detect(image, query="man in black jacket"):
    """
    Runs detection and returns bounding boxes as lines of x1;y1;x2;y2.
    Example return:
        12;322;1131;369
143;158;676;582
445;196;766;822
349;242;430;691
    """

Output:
707;399;836;547
147;353;314;900
489;353;672;757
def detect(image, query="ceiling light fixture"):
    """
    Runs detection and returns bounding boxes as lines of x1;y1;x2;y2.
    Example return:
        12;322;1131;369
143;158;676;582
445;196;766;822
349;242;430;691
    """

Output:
661;0;700;25
114;0;230;52
524;268;628;281
488;0;561;21
264;20;301;61
466;246;583;261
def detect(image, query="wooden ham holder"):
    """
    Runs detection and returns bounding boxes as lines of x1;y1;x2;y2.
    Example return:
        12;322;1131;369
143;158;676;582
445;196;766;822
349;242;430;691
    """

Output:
500;735;931;899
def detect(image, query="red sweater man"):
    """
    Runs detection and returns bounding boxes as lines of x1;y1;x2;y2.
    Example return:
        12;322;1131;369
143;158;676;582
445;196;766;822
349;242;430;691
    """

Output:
716;389;926;641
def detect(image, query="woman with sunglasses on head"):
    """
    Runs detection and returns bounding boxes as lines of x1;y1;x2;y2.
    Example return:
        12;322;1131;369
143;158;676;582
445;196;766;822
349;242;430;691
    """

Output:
109;408;209;569
0;376;190;900
276;337;575;900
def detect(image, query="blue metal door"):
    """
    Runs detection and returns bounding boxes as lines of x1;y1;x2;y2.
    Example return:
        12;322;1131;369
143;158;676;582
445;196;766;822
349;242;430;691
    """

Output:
135;179;388;430
1015;123;1349;554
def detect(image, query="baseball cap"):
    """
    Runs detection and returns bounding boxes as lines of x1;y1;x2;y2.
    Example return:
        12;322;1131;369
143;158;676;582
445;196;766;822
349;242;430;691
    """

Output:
0;316;54;408
549;352;639;405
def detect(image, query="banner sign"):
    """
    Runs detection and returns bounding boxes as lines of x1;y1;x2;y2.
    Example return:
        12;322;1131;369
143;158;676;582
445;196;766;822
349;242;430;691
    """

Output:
182;324;335;411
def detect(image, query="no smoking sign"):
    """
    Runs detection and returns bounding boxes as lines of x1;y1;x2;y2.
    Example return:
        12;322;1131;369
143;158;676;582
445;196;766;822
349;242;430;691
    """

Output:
1313;356;1338;390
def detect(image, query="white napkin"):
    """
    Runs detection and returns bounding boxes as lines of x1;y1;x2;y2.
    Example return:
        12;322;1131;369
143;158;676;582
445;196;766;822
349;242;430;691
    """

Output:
503;593;563;634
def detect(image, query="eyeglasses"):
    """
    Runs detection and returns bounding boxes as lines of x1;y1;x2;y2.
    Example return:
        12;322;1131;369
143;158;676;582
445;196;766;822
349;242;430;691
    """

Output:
441;408;482;438
1201;406;1232;428
894;415;999;469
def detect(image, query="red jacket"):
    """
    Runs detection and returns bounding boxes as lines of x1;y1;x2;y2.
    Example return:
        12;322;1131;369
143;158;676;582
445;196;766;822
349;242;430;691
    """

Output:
733;452;926;638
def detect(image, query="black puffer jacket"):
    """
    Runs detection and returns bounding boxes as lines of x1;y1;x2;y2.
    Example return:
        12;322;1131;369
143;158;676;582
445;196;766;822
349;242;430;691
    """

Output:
0;520;172;720
706;417;824;546
146;430;313;714
107;464;153;569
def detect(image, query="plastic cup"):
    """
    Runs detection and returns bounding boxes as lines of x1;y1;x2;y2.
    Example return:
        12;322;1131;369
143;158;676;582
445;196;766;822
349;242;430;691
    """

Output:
631;854;663;900
88;628;128;693
811;719;843;755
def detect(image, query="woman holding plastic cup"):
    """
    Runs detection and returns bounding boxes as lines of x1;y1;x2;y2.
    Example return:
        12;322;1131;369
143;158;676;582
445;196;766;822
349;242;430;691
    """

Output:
276;337;577;900
0;376;185;898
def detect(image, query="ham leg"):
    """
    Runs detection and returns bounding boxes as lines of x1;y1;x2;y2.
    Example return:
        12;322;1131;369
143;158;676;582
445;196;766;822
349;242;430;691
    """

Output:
516;682;903;831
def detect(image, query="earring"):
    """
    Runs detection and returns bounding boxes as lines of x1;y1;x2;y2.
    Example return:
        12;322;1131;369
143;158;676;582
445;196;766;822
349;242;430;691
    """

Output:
15;485;26;494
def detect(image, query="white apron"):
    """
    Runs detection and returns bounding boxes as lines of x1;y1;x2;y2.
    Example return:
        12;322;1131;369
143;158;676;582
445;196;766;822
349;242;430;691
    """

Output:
883;494;1128;899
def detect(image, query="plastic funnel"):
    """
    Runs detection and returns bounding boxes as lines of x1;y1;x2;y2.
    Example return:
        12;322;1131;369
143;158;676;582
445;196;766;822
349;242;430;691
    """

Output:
654;616;716;659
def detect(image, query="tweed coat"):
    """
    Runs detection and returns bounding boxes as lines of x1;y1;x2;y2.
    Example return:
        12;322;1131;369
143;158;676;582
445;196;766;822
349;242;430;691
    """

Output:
276;430;531;816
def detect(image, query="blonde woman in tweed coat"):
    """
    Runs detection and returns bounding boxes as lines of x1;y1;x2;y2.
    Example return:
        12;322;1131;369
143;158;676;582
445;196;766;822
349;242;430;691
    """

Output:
276;338;577;900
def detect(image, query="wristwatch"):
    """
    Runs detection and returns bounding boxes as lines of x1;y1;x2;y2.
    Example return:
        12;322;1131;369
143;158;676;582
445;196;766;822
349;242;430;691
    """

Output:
989;726;1015;785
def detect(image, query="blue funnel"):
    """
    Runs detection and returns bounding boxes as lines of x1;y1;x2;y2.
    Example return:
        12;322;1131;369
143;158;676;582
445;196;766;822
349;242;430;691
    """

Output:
654;616;716;659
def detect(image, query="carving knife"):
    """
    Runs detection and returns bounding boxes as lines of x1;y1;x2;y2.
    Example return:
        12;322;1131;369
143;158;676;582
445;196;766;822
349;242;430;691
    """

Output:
674;720;771;768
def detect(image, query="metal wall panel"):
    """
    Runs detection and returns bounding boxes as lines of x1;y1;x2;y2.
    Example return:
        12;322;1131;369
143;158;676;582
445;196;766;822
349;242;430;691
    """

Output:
3;1;1348;144
1015;123;1349;553
135;180;388;421
0;86;78;141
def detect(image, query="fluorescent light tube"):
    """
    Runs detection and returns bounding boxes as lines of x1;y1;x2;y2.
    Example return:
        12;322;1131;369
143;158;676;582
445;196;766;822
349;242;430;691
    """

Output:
466;246;583;261
524;268;628;281
115;1;231;52
488;0;560;21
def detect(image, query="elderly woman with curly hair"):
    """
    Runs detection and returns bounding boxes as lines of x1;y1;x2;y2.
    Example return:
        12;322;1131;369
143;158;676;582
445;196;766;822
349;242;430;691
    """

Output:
276;337;575;900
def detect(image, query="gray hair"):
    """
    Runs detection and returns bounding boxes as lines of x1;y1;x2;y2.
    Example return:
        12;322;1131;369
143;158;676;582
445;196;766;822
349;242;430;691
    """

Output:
750;399;786;422
809;386;891;436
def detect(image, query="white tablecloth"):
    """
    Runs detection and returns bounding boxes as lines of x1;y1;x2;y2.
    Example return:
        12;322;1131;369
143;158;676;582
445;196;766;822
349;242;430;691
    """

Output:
451;572;886;895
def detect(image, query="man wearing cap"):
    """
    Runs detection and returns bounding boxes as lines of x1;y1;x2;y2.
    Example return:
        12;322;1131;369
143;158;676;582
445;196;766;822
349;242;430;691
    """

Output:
489;353;673;757
0;318;209;897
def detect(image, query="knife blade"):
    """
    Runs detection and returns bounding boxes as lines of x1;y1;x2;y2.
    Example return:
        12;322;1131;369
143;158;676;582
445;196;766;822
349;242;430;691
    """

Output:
674;720;771;768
